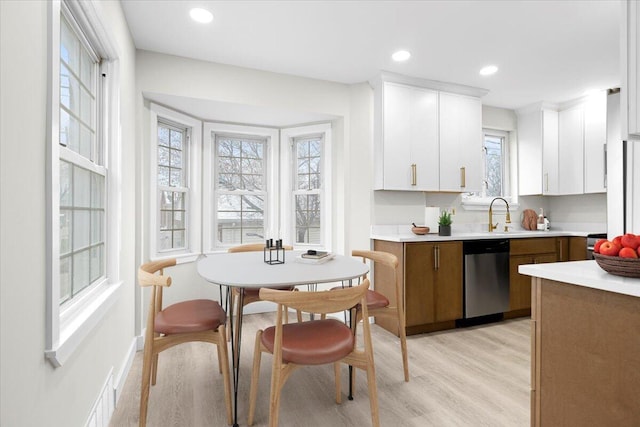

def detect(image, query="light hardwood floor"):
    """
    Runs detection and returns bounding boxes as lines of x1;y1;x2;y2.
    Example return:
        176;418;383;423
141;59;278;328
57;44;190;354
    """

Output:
110;314;530;427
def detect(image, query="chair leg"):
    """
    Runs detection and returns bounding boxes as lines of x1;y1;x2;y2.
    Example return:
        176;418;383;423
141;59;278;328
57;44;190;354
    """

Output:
366;361;380;427
151;353;159;385
248;330;264;426
398;316;410;382
268;361;284;427
139;341;154;427
217;325;233;426
334;362;342;404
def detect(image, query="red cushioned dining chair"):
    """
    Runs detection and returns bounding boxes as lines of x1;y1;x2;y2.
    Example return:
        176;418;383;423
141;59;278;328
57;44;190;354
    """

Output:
227;244;301;336
247;280;379;427
351;250;409;383
138;259;232;427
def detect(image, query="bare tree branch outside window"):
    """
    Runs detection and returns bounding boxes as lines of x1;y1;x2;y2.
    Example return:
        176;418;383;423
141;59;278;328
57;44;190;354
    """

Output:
293;136;322;244
215;135;266;245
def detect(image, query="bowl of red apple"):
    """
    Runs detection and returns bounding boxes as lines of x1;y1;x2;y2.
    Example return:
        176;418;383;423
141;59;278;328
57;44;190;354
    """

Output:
593;233;640;278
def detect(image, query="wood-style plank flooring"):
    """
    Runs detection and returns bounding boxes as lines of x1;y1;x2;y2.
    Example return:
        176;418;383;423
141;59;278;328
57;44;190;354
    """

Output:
110;314;530;427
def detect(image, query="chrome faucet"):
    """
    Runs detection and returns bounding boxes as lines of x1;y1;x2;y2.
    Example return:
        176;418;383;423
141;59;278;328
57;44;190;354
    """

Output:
488;197;511;232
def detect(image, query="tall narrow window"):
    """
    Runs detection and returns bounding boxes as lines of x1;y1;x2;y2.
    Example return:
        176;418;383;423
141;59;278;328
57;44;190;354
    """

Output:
157;122;188;251
293;135;323;245
483;131;506;197
215;135;267;246
58;12;105;304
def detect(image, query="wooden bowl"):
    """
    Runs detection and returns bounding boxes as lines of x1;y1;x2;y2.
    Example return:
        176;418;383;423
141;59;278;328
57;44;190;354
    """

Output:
593;253;640;278
411;226;430;235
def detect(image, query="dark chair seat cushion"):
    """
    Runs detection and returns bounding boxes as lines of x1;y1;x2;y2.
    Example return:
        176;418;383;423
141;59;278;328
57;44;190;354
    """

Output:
242;286;295;298
262;319;354;365
330;287;389;309
155;299;226;335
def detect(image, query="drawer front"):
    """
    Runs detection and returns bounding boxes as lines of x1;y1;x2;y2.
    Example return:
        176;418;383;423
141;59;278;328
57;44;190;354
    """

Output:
510;238;557;255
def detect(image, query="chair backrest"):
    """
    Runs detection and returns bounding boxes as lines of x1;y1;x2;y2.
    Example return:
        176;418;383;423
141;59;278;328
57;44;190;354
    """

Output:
352;249;401;306
228;243;293;253
259;280;369;315
138;258;178;332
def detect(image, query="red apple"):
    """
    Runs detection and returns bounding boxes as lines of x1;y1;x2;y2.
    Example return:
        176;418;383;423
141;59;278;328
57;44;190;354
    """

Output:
594;239;607;253
619;247;639;258
612;235;624;248
599;241;621;256
621;233;640;249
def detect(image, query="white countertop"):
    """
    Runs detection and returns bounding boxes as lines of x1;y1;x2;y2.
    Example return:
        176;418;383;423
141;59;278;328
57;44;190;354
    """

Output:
371;229;595;243
519;260;640;298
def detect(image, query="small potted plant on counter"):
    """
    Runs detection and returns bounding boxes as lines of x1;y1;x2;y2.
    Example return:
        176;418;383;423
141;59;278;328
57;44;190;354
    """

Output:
438;210;452;236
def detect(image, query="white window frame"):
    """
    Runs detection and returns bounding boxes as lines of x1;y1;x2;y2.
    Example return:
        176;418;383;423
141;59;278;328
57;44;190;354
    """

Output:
203;123;279;252
281;124;332;250
46;0;121;367
461;128;519;211
149;103;202;261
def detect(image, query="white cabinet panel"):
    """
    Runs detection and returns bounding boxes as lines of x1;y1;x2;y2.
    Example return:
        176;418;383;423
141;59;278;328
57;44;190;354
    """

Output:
517;107;558;195
584;91;607;193
622;0;640;140
558;105;584;195
378;82;439;191
542;109;559;195
439;92;482;192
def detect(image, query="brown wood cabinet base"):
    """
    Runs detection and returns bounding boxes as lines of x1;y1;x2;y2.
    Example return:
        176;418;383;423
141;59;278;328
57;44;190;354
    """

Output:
531;278;640;426
503;308;531;319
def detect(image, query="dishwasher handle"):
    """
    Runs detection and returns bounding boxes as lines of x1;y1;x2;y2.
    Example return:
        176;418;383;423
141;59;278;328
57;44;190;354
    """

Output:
463;239;510;255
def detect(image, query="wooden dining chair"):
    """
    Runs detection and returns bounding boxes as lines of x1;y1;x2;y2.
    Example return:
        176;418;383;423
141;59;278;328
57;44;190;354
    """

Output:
247;280;379;427
138;259;232;427
351;249;409;382
227;243;301;330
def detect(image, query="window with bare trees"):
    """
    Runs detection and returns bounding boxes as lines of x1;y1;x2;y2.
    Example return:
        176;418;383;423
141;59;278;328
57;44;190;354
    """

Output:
293;135;323;244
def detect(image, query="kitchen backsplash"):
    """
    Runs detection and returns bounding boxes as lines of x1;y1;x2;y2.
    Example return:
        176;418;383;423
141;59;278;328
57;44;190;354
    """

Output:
372;191;607;232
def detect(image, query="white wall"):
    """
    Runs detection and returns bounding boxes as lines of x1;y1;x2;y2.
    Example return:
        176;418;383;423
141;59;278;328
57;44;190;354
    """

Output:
0;1;137;425
135;51;373;312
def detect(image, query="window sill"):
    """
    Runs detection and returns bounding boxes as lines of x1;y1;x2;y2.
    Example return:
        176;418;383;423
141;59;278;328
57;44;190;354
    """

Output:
150;252;200;264
461;197;519;212
45;280;122;368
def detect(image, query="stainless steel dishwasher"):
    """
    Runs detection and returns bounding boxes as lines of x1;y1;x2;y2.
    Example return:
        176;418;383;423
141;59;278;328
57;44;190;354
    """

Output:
463;239;510;319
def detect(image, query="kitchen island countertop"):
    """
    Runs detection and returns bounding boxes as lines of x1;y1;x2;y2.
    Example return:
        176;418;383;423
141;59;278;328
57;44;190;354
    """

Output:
519;260;640;298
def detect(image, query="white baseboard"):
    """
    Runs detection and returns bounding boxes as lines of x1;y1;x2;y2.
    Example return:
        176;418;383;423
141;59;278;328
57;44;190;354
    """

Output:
85;368;114;427
114;337;139;406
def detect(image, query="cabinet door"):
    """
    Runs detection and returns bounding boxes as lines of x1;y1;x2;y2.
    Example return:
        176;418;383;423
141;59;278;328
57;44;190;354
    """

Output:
404;243;435;326
382;82;439;191
584;91;607;193
622;0;640;139
439;92;482;192
509;252;557;311
558;105;585;194
434;242;463;322
568;237;588;261
542;109;559;195
382;82;413;190
556;237;569;262
517;109;544;195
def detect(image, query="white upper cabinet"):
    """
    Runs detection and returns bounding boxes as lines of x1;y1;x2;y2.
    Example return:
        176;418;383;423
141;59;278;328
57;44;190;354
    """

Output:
583;91;607;193
439;92;482;192
622;0;640;140
372;75;486;192
517;105;558;195
378;82;439;191
558;104;585;195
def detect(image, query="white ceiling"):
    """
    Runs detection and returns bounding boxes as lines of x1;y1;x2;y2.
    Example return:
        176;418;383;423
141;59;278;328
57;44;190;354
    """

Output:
121;0;620;114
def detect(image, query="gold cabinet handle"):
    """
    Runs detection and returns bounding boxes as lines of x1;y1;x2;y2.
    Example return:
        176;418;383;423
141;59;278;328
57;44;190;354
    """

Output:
411;164;417;186
460;167;466;188
544;173;549;192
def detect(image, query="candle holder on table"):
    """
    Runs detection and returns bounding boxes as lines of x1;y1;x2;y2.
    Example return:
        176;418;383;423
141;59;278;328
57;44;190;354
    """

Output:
264;239;285;265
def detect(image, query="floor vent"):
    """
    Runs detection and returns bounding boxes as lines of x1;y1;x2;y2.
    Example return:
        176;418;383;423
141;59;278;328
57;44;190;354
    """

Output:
86;368;114;427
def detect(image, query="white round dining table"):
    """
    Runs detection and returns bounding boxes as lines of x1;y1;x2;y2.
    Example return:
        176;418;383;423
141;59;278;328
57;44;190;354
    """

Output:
196;250;369;427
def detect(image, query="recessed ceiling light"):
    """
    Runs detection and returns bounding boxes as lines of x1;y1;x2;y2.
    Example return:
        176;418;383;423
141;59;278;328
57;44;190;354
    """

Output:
479;65;498;76
190;8;213;24
392;50;411;62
